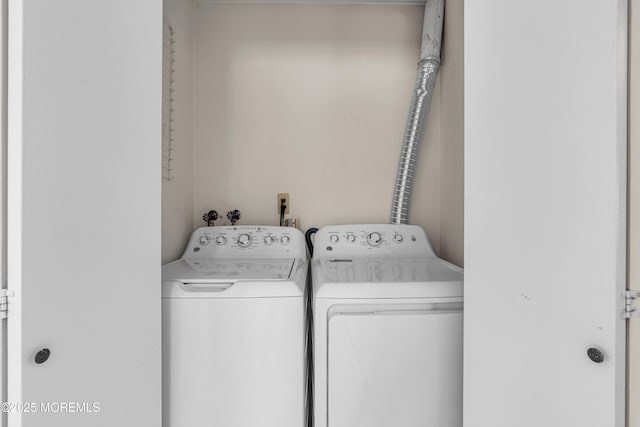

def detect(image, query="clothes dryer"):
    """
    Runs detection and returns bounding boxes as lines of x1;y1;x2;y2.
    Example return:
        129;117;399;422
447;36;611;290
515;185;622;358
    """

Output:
163;226;307;427
312;224;463;427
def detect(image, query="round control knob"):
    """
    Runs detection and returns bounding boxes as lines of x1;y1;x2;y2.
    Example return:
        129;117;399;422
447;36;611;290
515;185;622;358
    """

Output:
330;235;339;244
346;234;356;244
199;235;210;245
237;234;252;248
393;233;403;243
264;236;274;246
281;235;290;245
367;232;382;246
216;236;227;246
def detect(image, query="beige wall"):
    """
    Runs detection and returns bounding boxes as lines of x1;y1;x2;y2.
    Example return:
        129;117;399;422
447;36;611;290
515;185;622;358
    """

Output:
162;0;194;263
439;0;464;265
192;3;464;266
629;1;639;425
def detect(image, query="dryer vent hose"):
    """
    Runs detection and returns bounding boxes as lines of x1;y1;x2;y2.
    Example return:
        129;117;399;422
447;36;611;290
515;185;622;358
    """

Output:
390;0;444;225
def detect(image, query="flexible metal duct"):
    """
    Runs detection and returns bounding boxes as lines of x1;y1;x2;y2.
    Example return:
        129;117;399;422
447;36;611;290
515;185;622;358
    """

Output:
390;0;444;224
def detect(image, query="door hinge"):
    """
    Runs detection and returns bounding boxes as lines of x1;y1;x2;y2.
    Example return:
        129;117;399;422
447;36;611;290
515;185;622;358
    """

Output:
623;290;640;319
0;289;13;319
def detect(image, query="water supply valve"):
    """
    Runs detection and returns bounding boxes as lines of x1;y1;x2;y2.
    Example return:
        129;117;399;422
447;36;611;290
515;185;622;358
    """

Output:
202;210;219;227
226;210;241;225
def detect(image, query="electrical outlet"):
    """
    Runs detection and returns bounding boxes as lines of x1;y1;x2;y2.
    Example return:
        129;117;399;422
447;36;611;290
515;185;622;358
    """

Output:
277;193;290;215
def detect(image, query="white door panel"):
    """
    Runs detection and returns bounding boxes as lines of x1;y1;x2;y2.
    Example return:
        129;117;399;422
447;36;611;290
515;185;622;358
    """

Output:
6;1;162;426
464;1;627;426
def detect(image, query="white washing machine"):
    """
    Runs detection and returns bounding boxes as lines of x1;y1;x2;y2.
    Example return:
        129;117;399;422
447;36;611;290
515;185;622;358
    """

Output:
162;226;307;427
312;224;463;427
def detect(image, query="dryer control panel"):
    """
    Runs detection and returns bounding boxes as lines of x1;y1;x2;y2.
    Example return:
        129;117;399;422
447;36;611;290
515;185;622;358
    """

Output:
183;226;306;259
313;224;435;259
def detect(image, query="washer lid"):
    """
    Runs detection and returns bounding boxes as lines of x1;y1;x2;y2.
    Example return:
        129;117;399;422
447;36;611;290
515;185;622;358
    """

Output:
162;257;304;298
163;258;295;282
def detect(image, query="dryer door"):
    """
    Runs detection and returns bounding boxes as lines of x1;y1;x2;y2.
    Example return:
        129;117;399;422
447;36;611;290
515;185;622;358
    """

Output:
327;305;463;427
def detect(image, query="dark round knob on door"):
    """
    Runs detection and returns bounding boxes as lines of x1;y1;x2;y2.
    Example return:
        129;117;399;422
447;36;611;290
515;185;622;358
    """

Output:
587;347;605;364
35;348;50;364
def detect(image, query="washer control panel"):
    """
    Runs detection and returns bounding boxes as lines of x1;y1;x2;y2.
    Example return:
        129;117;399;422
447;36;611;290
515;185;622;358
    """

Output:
313;224;435;258
183;226;305;258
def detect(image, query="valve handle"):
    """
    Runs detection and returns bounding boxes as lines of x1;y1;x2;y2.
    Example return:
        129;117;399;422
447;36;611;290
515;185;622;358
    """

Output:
226;210;241;225
202;210;219;226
